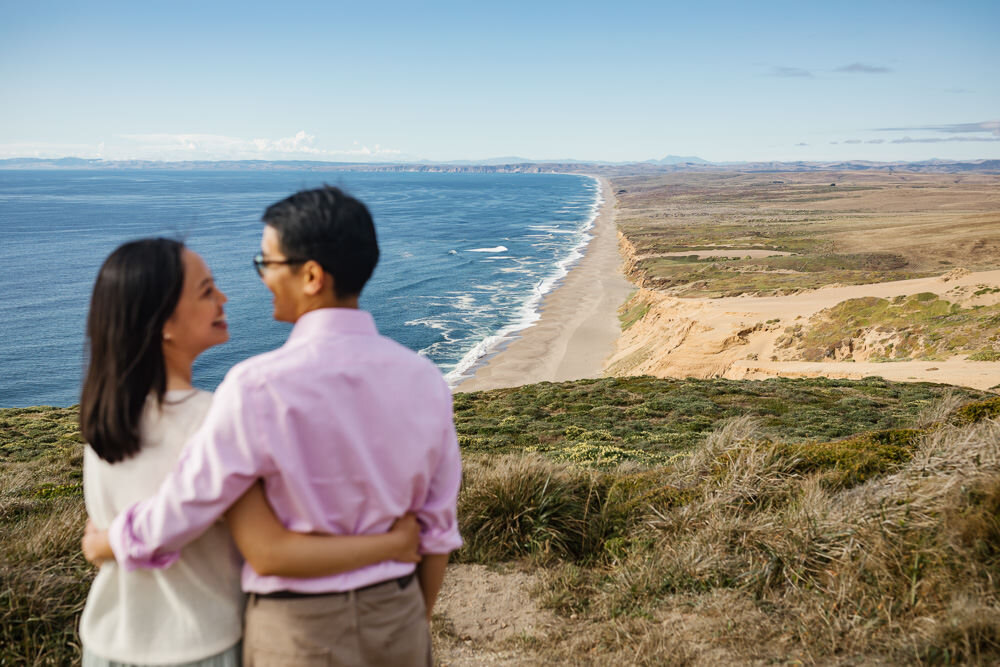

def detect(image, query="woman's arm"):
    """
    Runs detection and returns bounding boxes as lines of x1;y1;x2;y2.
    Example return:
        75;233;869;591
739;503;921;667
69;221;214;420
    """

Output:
224;482;420;578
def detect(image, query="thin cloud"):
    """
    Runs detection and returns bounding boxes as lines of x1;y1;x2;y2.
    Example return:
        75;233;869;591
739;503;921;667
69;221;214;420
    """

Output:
843;139;862;145
795;142;808;146
116;131;402;160
874;120;1000;136
890;135;1000;144
836;62;892;74
769;66;813;78
866;139;885;144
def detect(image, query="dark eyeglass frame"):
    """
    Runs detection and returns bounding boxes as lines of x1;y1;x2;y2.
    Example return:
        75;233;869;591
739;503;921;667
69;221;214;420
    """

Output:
253;253;307;277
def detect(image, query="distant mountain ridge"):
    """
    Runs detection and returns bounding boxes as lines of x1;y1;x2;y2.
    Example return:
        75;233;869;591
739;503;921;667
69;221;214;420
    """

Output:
1;156;998;174
645;155;711;165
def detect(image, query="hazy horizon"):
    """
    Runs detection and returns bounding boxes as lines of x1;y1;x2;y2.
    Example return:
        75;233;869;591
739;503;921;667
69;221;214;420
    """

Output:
3;154;999;167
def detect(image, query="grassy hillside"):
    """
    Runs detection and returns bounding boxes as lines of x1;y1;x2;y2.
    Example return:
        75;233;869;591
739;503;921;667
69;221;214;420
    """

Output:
453;376;982;465
2;378;999;664
611;171;1000;297
776;293;1000;362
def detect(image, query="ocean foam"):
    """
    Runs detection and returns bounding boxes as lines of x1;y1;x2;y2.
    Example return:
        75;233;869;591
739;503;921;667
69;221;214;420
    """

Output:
444;175;602;386
467;245;508;253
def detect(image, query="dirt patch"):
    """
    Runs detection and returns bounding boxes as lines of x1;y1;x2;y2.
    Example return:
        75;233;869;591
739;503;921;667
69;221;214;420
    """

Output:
943;267;972;282
432;564;559;664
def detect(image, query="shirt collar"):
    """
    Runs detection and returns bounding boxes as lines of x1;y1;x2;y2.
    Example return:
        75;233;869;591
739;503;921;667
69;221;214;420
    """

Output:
287;308;377;343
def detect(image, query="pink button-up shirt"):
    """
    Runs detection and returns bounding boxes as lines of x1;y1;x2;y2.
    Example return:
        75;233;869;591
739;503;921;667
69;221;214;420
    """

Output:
108;308;463;593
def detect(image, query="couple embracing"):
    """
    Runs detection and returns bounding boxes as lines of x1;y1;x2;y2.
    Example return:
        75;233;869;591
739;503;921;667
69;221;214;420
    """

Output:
79;187;462;666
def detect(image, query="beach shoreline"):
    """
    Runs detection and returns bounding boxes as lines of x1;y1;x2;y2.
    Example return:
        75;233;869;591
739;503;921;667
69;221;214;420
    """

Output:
456;176;633;392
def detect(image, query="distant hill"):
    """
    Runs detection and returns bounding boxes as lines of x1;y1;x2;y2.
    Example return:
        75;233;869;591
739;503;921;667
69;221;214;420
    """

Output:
645;155;711;165
1;157;998;174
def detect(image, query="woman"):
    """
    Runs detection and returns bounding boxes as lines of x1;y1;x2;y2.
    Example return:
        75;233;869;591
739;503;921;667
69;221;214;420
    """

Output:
78;238;419;667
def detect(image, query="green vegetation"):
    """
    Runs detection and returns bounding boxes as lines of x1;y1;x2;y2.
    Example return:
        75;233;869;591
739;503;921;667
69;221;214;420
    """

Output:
776;427;922;489
3;380;999;664
611;171;1000;299
954;396;1000;424
636;250;925;298
776;293;1000;361
1;406;85;461
453;376;985;465
617;292;651;330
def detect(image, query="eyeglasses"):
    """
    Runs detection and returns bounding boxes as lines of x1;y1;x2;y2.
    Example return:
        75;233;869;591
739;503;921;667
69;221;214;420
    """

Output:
253;253;307;277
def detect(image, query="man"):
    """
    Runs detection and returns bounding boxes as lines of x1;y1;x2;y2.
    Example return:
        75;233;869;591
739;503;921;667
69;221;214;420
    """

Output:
99;186;462;665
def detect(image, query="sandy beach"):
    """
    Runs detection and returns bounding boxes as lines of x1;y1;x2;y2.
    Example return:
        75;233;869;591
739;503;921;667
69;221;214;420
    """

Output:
457;177;633;392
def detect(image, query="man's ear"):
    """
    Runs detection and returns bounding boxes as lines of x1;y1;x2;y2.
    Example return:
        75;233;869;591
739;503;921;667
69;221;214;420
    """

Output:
301;260;327;297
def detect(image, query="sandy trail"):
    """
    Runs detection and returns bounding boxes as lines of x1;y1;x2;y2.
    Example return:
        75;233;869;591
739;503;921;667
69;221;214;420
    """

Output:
609;269;1000;390
642;249;795;259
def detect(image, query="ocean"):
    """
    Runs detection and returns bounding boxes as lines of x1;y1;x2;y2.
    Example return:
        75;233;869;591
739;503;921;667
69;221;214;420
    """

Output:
0;169;599;408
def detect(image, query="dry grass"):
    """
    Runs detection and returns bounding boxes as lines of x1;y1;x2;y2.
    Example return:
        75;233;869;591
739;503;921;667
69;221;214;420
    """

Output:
1;499;90;666
528;410;1000;664
455;454;618;564
4;391;1000;664
1;408;89;666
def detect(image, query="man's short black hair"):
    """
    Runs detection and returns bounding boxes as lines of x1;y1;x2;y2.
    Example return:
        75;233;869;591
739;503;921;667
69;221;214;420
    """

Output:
263;186;379;299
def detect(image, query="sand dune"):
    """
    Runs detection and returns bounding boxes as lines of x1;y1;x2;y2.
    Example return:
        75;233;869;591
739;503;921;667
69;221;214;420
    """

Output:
608;269;1000;390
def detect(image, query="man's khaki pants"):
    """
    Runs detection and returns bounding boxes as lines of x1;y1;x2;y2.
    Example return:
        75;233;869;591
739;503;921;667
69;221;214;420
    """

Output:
243;577;432;666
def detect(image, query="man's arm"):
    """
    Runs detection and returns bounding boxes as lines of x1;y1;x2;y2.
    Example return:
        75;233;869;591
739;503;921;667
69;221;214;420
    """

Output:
224;483;421;577
108;373;269;571
415;382;464;618
417;553;449;620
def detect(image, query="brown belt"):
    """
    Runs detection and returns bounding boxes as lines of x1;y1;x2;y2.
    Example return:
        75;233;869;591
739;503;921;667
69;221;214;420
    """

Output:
253;572;415;600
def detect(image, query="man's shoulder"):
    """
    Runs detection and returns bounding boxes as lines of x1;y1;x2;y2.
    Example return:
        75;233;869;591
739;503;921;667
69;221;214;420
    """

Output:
376;334;436;365
218;333;448;396
219;347;288;389
375;335;449;383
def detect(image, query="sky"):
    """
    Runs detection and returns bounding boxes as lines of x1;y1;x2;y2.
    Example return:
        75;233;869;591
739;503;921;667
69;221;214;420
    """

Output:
1;0;998;163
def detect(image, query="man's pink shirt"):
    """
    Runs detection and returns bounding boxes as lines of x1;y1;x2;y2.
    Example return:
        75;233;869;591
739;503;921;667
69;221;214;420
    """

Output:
108;308;463;593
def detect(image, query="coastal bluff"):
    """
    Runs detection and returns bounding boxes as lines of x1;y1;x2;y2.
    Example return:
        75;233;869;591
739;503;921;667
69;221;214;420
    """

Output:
606;170;1000;393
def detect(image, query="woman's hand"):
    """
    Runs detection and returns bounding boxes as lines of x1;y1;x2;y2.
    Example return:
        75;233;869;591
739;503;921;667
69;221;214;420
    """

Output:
82;518;115;566
388;513;422;563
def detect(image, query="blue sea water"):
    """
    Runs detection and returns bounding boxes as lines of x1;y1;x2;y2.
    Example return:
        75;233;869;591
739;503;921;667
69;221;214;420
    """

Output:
0;170;599;407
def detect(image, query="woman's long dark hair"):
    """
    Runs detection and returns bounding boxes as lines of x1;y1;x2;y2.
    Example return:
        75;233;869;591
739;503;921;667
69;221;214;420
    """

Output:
80;238;185;463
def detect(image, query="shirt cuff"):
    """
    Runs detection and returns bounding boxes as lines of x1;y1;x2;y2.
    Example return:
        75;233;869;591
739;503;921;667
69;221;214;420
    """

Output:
420;527;463;555
108;503;182;572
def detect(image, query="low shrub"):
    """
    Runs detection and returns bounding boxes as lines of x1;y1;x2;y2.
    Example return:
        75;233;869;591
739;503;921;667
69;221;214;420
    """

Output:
954;396;1000;425
778;428;923;490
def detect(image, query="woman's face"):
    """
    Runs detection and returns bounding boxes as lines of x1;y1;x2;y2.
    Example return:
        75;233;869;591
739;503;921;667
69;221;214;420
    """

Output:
162;249;229;357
